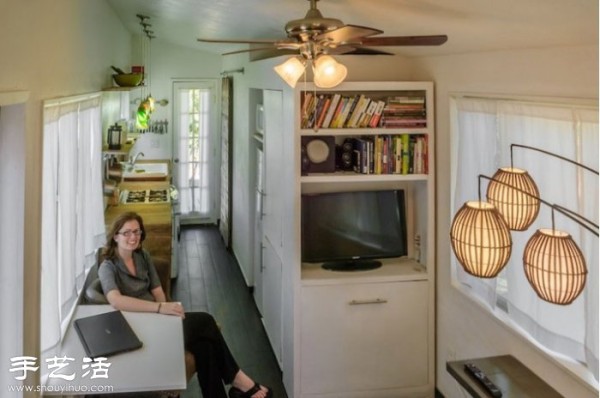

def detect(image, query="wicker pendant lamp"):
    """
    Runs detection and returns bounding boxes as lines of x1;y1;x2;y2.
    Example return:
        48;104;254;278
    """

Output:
450;201;513;278
523;228;587;305
487;167;540;231
451;144;598;305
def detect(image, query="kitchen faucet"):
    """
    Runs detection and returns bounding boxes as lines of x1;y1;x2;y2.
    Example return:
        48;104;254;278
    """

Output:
130;151;145;166
122;152;145;172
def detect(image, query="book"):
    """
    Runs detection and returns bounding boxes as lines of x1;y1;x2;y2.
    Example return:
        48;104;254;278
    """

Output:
401;134;410;174
346;95;367;128
359;100;377;128
316;96;332;128
322;94;341;128
393;136;402;174
368;100;386;128
339;95;359;128
309;95;326;128
330;97;348;128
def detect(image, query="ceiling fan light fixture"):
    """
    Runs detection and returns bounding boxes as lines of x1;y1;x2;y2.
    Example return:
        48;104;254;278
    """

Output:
274;57;307;88
313;55;347;88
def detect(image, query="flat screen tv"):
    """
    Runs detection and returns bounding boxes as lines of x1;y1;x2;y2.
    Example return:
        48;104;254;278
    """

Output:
301;190;408;271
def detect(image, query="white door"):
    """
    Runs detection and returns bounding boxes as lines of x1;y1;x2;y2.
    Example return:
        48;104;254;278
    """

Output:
262;238;283;365
173;80;219;224
257;90;284;364
262;90;284;253
254;144;265;314
301;281;429;394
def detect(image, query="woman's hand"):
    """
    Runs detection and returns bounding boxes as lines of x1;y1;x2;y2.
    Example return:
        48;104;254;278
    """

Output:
158;301;186;318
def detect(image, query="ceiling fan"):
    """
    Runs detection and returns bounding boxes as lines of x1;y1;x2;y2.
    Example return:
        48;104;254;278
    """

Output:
197;0;448;60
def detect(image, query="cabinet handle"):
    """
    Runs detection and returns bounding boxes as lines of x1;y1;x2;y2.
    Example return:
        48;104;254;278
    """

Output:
348;298;388;305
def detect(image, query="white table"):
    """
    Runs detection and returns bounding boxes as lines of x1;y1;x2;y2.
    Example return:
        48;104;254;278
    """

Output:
43;305;186;395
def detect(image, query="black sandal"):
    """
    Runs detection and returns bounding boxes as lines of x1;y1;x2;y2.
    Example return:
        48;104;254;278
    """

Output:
229;383;273;398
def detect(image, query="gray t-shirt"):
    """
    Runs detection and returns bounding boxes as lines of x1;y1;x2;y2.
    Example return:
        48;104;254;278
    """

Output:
98;249;162;302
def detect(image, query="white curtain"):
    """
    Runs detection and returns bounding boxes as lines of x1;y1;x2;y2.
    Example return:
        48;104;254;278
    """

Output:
451;96;599;379
41;95;105;357
177;88;211;216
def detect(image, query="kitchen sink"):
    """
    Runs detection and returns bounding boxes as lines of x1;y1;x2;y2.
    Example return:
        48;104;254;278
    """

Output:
122;162;169;181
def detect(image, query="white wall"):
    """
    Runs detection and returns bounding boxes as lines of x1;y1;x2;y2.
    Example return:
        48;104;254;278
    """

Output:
0;1;131;392
411;45;598;398
0;102;26;397
128;37;222;160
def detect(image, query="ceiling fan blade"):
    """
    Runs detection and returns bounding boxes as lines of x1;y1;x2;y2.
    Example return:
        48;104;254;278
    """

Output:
250;49;301;61
222;46;280;56
198;37;283;45
334;46;395;55
221;40;303;56
361;35;448;46
316;24;383;43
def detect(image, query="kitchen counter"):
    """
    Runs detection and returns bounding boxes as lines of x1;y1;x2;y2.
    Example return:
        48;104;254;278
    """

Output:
104;180;174;299
105;202;172;226
107;159;172;183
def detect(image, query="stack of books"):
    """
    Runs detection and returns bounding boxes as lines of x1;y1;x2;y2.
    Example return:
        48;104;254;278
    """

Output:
380;96;427;128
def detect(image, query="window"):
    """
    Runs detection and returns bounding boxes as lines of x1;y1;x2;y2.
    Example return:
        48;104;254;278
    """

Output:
450;95;599;381
40;94;105;358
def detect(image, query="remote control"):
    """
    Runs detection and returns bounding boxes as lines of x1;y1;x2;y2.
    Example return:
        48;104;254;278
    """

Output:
464;363;503;397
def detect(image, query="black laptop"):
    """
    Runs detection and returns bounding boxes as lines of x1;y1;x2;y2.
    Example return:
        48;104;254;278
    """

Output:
74;310;143;358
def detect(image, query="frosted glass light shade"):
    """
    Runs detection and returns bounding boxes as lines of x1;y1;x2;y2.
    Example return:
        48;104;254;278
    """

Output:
523;228;587;305
274;57;306;88
487;167;540;231
450;201;512;278
313;55;347;88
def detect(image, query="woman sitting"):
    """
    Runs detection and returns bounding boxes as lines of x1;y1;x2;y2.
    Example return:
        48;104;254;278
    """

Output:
99;211;272;398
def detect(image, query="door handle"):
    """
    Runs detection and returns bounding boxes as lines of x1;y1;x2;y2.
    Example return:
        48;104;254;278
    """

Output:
260;245;266;272
348;298;388;305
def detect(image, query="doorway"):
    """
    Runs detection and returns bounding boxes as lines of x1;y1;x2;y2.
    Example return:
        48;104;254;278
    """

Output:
172;80;219;224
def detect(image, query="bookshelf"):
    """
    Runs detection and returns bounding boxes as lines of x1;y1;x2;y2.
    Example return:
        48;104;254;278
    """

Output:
293;81;436;397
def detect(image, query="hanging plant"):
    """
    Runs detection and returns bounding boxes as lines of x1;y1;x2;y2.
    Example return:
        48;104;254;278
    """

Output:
136;95;155;129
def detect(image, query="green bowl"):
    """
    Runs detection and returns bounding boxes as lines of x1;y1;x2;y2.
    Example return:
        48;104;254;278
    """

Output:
113;73;143;87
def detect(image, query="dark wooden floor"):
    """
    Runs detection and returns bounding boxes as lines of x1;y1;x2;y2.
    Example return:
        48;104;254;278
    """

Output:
172;225;287;398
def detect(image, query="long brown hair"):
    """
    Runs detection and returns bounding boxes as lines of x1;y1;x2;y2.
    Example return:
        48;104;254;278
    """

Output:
101;212;147;262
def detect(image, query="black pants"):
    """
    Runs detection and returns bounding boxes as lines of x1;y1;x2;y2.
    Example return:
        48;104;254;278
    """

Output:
182;312;240;398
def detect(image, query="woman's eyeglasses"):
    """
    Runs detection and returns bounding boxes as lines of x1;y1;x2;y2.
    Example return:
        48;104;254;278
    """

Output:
117;229;143;238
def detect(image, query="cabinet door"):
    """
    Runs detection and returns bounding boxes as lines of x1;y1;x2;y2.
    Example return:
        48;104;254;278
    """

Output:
262;90;283;254
301;281;428;395
262;237;283;364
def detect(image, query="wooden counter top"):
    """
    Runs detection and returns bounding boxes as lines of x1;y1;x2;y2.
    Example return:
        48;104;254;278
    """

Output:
105;203;172;227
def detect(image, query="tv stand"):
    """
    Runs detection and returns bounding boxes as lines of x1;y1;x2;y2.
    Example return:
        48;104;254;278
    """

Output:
322;260;382;272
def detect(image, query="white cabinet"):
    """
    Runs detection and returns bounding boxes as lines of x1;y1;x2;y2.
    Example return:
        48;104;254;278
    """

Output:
257;89;285;365
262;237;283;365
300;279;428;396
289;82;436;398
262;90;284;253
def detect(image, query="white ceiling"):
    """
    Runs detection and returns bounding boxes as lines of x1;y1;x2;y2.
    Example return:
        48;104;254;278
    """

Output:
106;0;598;59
